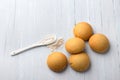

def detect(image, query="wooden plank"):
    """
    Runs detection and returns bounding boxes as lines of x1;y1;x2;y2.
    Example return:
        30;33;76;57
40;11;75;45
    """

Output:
0;0;120;80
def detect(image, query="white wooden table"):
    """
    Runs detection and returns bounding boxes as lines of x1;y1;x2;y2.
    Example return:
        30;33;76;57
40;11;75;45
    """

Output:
0;0;120;80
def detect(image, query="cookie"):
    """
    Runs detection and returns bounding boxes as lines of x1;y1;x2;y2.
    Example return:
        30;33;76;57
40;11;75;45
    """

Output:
73;22;93;41
69;53;90;72
65;37;85;54
89;33;110;53
47;52;67;72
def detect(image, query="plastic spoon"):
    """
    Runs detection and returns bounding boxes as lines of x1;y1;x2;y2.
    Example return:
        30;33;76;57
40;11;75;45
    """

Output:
10;34;56;56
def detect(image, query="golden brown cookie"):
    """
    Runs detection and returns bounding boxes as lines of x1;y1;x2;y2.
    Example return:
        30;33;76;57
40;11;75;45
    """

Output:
69;53;90;72
89;33;110;53
73;22;93;41
65;37;85;54
47;52;67;72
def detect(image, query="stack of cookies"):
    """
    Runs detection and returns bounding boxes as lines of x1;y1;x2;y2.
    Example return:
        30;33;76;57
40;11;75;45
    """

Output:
47;22;110;72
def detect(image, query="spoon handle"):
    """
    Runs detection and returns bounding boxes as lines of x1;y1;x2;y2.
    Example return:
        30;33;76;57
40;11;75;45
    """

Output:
10;44;40;56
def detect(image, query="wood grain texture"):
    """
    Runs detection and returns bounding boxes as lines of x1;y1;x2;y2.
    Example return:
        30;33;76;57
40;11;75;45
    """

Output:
0;0;120;80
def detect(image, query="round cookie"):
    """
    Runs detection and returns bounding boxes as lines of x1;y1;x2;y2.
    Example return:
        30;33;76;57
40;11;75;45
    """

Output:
65;37;85;54
69;53;90;72
73;22;93;41
47;52;67;72
89;33;110;53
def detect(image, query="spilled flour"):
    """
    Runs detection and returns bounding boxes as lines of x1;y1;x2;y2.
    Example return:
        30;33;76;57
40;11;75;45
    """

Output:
47;38;64;52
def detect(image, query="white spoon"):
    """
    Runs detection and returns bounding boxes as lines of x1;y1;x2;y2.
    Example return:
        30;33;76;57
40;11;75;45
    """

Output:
10;34;56;56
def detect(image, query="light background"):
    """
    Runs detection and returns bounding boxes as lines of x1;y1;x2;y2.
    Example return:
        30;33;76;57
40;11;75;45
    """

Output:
0;0;120;80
